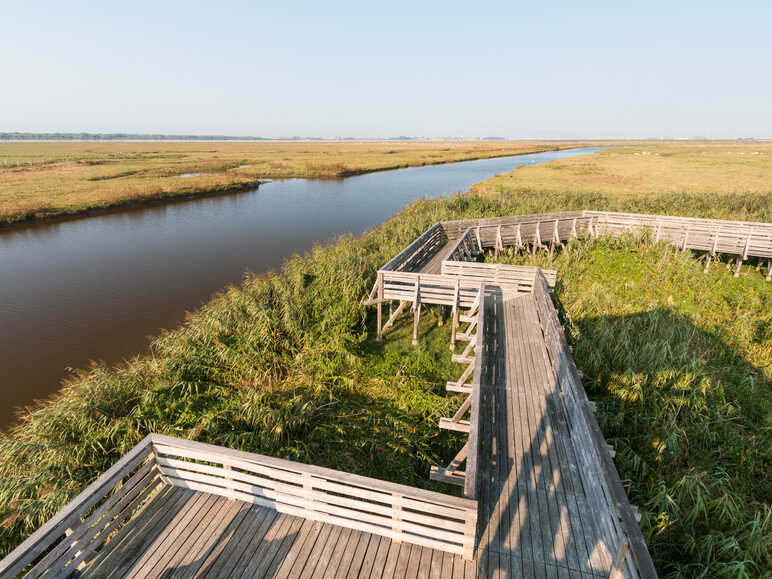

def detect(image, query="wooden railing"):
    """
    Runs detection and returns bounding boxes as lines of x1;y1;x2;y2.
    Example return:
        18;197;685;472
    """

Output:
379;222;447;272
0;435;161;578
378;271;485;308
440;211;586;239
531;271;657;579
431;283;485;500
0;435;479;576
440;210;772;277
586;211;772;274
443;227;482;262
441;260;557;292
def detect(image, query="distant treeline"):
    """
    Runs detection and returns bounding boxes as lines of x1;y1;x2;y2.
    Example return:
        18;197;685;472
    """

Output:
0;133;522;142
0;133;271;141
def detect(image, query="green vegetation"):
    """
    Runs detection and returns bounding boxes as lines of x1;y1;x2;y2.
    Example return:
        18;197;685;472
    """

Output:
0;140;580;225
0;145;770;576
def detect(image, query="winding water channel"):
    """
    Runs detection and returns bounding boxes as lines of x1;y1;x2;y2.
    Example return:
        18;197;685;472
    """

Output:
0;147;602;429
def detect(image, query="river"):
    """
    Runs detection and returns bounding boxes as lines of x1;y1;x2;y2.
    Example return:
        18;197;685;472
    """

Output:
0;147;602;429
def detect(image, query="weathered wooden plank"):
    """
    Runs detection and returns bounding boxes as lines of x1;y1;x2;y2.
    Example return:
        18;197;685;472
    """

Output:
84;485;178;577
199;506;277;578
298;523;340;578
98;487;196;577
179;500;253;578
127;492;218;576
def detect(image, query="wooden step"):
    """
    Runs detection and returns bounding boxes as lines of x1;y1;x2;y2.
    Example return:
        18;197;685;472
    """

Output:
446;382;472;394
429;466;465;487
439;418;470;433
455;333;474;342
451;355;475;364
459;315;476;323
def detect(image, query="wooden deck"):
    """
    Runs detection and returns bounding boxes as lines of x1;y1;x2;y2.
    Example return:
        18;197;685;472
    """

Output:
84;486;475;578
476;291;614;578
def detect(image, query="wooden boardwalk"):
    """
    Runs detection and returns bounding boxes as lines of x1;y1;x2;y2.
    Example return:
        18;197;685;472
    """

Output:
476;291;614;578
20;210;766;577
84;486;475;578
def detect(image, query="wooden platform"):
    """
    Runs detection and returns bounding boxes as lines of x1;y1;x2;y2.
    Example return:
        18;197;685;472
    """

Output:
476;291;616;578
84;486;475;578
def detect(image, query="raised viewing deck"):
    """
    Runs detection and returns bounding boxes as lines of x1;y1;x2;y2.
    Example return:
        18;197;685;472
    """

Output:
5;210;770;578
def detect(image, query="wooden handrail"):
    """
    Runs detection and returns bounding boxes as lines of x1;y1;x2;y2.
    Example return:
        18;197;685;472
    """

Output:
0;435;157;578
464;282;485;500
149;434;477;559
531;271;658;578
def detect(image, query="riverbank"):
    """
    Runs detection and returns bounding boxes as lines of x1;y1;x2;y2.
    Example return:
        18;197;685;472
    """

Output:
0;141;587;226
1;146;769;575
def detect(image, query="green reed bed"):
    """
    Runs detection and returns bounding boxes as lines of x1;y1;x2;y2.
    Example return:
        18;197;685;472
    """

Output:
1;189;770;577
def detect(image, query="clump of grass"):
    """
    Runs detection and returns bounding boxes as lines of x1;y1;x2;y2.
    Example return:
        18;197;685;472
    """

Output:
0;187;769;576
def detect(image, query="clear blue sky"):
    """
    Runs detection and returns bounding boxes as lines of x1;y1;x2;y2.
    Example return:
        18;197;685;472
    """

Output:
2;0;770;138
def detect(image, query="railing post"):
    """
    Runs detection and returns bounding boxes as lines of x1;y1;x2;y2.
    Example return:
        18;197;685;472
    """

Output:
450;278;460;351
392;493;403;544
533;221;541;255
412;275;421;345
376;272;384;341
224;464;235;500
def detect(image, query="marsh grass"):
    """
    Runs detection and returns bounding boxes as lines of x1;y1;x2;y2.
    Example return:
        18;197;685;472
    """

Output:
0;184;769;576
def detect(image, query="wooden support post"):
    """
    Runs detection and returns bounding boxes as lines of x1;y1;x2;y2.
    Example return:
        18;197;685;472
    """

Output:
475;227;482;255
412;276;421;345
682;228;689;251
533;221;541;255
734;256;743;277
376;272;384;341
767;259;772;282
450;279;460;351
706;229;719;273
382;301;408;333
495;224;503;256
571;217;577;238
376;301;382;341
437;305;444;326
516;223;523;251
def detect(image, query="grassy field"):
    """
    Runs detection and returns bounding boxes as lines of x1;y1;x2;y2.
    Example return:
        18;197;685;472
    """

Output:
0;140;583;225
473;141;772;210
0;143;769;576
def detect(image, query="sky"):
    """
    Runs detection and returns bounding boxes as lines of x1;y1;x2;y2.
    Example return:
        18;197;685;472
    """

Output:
1;0;771;139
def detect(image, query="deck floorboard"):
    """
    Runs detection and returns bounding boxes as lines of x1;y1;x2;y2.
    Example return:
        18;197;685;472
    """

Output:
82;487;471;578
475;291;617;578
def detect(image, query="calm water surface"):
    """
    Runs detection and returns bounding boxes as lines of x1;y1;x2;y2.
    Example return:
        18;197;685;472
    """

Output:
0;148;601;428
